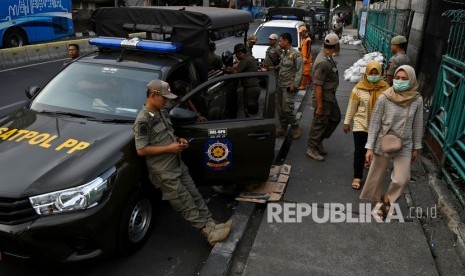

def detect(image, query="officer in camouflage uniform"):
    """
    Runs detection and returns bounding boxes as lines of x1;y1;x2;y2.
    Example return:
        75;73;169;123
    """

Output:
133;80;232;246
275;33;304;139
263;33;281;73
385;35;411;86
306;33;341;161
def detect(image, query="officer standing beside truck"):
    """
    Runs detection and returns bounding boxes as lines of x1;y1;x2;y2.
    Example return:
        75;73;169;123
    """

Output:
133;80;232;246
275;33;304;139
306;33;341;161
263;33;281;72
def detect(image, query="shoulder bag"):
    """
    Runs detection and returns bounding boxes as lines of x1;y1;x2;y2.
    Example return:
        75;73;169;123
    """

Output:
380;105;410;153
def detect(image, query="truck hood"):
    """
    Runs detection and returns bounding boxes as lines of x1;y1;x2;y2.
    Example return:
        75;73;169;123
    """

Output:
0;108;134;198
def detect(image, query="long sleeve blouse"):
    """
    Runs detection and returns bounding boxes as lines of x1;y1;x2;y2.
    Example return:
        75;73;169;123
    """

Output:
365;94;423;157
344;88;372;132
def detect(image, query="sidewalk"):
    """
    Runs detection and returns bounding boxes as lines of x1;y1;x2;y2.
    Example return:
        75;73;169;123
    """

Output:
240;28;451;275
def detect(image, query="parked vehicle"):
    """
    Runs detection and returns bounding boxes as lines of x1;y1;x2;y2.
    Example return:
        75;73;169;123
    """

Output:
253;7;308;65
0;0;74;48
0;7;277;262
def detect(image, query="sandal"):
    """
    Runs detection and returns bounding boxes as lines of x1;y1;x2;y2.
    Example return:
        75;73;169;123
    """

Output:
373;202;384;221
351;178;361;190
381;195;397;216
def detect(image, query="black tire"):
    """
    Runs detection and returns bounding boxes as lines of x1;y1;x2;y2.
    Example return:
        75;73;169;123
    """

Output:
3;28;27;48
117;191;154;256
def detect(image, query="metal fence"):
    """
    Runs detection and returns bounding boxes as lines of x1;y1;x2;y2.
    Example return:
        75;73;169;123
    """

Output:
426;10;465;208
358;9;414;61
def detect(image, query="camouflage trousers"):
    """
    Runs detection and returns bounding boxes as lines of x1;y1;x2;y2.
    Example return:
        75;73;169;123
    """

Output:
150;163;211;230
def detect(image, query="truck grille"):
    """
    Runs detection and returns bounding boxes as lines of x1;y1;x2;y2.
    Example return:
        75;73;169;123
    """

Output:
0;197;37;225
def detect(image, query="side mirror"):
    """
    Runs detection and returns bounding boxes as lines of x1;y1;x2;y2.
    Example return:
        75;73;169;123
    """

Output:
25;86;41;99
169;107;197;125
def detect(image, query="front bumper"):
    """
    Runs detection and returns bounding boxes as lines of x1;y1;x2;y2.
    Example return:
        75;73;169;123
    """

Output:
0;195;121;262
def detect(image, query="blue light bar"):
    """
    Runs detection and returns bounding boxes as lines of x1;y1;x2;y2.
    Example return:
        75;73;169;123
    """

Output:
271;15;299;20
89;37;182;53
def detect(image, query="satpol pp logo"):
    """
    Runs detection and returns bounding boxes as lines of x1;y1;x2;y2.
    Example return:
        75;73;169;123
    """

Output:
267;203;405;223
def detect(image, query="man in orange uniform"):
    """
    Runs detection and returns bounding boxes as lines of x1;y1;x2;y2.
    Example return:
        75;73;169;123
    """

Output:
298;26;312;90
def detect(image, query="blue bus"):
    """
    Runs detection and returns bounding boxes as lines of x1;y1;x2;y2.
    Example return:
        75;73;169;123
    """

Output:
0;0;74;48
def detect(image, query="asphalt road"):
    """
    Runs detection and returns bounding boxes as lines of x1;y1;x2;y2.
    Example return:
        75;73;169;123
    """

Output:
0;60;64;115
0;191;234;275
0;26;256;115
0;28;252;275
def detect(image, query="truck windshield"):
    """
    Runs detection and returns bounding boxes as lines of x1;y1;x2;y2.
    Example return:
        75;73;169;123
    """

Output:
31;63;160;120
255;26;298;47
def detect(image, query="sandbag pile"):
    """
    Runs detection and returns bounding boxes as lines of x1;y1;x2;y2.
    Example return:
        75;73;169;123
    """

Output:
339;35;363;45
343;52;385;83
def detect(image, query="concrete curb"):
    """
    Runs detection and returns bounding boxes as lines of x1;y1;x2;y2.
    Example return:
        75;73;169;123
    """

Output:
421;157;465;263
199;86;310;276
0;38;97;70
199;202;255;276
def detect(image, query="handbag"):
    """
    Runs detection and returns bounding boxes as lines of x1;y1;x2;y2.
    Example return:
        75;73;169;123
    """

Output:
380;105;410;153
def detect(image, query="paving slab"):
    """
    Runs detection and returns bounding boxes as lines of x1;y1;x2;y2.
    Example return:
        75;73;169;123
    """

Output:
242;30;438;276
243;214;438;276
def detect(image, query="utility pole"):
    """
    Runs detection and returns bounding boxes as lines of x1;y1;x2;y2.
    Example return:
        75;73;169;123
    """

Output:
330;0;334;10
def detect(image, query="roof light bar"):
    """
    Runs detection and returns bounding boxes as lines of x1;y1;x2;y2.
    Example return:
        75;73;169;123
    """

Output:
271;15;299;20
89;37;182;53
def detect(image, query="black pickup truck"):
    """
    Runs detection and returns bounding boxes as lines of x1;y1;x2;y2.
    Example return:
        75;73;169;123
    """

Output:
0;7;277;262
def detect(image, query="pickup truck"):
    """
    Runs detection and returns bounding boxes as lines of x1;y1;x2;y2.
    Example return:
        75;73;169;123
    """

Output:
0;7;277;262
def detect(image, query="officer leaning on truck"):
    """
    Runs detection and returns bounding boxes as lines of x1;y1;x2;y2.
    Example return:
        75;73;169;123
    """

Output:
133;80;232;246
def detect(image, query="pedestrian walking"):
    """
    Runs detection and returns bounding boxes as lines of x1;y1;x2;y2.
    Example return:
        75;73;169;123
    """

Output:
275;33;303;139
333;18;343;38
360;65;423;219
298;26;312;90
133;80;232;246
306;33;341;161
263;33;281;73
385;35;411;86
343;61;389;189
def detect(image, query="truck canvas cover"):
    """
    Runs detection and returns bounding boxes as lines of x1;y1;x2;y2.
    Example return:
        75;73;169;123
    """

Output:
91;7;253;81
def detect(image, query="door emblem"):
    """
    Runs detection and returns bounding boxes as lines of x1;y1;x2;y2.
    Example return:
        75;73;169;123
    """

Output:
204;138;232;171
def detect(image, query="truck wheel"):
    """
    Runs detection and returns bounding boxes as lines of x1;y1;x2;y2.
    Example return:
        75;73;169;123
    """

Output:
117;192;153;256
3;28;27;48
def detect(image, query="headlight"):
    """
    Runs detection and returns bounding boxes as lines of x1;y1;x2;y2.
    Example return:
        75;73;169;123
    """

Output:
29;166;116;215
